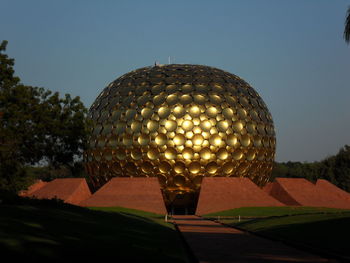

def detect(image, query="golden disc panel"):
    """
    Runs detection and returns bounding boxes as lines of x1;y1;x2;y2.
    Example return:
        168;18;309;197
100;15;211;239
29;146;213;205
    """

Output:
84;64;276;202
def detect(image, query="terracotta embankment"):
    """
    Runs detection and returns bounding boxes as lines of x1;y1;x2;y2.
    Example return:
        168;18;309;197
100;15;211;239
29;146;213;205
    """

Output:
26;178;91;205
196;177;285;215
80;177;167;214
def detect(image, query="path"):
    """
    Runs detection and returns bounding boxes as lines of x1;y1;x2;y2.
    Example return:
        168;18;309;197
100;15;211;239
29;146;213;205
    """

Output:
173;215;331;263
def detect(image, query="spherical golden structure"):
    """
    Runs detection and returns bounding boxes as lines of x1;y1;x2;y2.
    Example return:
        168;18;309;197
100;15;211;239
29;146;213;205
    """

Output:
84;64;276;209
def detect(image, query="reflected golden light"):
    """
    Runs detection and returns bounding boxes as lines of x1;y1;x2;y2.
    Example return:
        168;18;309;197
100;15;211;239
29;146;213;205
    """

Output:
84;64;276;204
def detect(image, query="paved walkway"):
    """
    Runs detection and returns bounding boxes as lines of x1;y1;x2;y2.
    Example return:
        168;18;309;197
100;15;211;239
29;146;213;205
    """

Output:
173;215;331;263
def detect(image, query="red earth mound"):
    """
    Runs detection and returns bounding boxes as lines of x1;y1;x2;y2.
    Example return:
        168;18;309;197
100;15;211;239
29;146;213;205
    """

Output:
19;180;47;197
196;177;285;215
266;178;350;209
315;179;350;208
22;176;350;213
26;178;91;205
262;182;274;194
79;177;167;214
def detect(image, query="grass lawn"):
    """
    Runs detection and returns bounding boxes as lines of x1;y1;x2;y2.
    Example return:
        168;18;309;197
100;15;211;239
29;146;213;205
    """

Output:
0;203;190;262
203;206;350;217
207;207;350;259
89;206;168;225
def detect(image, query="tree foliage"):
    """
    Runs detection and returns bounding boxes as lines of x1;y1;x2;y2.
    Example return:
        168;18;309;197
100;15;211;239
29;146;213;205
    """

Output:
0;40;89;192
272;145;350;192
344;6;350;44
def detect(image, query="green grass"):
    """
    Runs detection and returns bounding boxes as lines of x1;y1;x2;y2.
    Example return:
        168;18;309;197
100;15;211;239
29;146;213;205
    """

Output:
204;206;350;217
89;206;164;219
0;203;190;262
234;213;350;258
214;209;350;259
89;206;171;227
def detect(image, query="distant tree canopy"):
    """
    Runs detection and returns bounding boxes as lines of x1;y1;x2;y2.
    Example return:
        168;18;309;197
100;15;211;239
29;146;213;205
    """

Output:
0;40;89;192
272;145;350;192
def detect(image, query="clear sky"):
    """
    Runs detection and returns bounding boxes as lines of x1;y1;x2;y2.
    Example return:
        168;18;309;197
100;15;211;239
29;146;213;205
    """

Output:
1;0;349;162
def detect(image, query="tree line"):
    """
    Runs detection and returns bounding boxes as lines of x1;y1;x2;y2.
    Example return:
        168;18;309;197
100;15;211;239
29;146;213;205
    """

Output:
272;145;350;192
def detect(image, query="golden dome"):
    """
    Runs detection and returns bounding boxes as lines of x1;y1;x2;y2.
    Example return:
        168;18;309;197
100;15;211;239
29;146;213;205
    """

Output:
84;64;276;209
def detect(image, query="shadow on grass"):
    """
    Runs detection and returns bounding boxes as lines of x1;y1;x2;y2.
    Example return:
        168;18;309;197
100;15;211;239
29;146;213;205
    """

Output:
0;197;189;262
233;214;350;259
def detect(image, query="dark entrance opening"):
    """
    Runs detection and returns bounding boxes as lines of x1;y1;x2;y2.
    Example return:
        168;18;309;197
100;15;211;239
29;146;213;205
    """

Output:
166;192;199;215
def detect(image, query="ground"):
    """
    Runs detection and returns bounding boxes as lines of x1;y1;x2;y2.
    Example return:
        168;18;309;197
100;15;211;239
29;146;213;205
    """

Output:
205;206;350;260
0;202;189;262
2;198;350;262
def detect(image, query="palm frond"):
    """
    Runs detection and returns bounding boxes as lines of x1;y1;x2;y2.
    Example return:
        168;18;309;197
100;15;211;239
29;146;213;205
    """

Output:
344;7;350;44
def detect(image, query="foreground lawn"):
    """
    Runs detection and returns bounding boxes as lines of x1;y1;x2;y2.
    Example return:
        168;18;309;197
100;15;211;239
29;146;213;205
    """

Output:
220;211;350;259
89;206;167;224
204;206;350;217
0;203;189;262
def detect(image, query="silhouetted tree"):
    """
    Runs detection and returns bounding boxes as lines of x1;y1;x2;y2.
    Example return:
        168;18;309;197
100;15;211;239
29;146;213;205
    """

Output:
0;40;89;192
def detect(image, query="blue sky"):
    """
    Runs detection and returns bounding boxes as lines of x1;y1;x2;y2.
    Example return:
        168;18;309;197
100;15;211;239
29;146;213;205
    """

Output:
1;0;350;162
